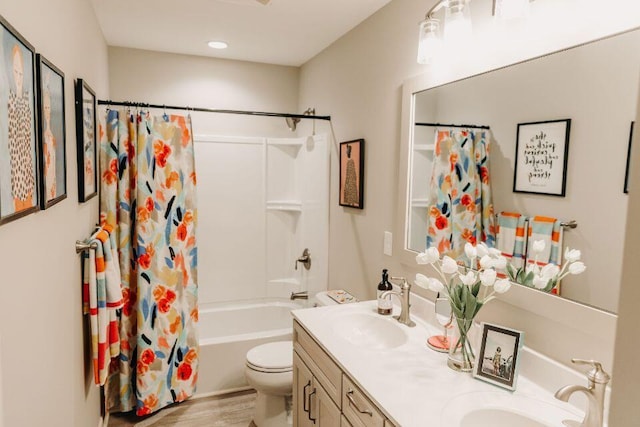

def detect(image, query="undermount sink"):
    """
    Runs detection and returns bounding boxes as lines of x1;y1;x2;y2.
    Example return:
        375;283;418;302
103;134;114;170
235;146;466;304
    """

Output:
330;312;409;350
442;391;583;427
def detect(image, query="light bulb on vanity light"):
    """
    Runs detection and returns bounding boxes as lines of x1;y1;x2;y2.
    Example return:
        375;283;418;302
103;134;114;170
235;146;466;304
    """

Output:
444;0;472;45
417;16;441;65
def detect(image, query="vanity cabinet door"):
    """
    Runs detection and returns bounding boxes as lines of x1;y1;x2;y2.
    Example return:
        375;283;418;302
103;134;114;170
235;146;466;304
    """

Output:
294;352;316;427
313;380;341;426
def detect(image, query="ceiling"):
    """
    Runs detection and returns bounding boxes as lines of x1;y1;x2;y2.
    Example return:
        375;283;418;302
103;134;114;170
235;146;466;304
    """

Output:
91;0;393;67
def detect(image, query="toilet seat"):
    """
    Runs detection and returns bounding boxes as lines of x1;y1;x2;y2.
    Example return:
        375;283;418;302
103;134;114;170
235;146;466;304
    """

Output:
246;341;293;373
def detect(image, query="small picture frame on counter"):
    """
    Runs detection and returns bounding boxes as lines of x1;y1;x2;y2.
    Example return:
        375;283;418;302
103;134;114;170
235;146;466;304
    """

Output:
474;323;524;391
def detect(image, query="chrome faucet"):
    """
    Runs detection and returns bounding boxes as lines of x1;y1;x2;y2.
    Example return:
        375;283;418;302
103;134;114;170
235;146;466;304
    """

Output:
380;277;415;327
290;291;308;300
554;359;611;427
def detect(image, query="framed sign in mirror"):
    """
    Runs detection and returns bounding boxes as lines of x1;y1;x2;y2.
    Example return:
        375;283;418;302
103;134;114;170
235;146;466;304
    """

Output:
513;119;571;197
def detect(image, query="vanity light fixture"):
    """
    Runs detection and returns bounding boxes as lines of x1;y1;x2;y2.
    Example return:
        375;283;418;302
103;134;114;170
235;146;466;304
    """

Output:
417;16;441;65
207;40;228;49
443;0;472;45
493;0;531;21
416;0;473;64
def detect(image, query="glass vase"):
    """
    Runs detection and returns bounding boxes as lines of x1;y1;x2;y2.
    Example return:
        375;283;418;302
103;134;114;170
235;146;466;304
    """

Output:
448;315;476;372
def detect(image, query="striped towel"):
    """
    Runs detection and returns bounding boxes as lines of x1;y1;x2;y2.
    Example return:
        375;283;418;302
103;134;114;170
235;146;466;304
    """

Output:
526;216;562;267
82;226;123;386
496;212;527;269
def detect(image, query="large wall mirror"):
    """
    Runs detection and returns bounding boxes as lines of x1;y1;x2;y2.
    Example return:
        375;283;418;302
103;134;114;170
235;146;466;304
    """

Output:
403;29;640;314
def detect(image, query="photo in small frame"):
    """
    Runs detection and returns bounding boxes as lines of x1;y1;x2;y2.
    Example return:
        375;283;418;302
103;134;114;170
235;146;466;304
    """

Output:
513;119;571;197
474;323;524;391
339;139;364;209
37;54;66;209
0;15;39;225
75;78;97;202
624;121;634;194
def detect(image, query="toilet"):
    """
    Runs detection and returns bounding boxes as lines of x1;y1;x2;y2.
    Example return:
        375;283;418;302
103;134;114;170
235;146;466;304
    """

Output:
245;292;337;426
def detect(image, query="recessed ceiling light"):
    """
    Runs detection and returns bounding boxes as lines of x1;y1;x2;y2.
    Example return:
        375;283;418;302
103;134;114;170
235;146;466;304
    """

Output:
208;41;228;49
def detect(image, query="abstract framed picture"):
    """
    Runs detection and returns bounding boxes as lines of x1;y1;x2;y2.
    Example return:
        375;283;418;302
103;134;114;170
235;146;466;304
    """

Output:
473;323;524;391
513;119;571;197
0;15;39;225
624;121;634;194
75;78;97;202
339;139;364;209
37;54;66;209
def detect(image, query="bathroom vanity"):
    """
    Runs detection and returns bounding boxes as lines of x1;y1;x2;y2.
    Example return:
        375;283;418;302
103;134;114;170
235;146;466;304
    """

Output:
292;297;596;427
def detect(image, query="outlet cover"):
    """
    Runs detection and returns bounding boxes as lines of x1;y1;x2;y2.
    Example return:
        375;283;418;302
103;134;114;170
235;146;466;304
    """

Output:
384;231;393;256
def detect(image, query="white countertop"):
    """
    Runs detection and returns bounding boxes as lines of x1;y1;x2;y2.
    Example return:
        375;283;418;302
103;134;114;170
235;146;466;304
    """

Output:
293;299;584;427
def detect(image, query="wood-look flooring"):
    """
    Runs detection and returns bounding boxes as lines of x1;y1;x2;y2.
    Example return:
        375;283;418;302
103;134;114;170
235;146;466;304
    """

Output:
108;389;257;427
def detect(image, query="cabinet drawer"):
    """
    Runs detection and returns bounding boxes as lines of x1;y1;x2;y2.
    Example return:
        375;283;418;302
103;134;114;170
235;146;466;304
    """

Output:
294;321;342;408
342;376;385;427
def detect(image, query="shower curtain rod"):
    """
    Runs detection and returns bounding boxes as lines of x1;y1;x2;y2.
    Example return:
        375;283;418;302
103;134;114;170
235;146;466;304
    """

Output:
415;122;490;130
98;99;331;121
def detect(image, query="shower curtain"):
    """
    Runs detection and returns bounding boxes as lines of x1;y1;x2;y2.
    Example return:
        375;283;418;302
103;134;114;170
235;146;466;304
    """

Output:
427;129;496;261
100;109;199;416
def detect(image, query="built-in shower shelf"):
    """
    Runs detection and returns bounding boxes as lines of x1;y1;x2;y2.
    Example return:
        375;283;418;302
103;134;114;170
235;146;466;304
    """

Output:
267;138;305;147
411;198;429;208
413;144;435;151
266;200;303;212
268;278;301;286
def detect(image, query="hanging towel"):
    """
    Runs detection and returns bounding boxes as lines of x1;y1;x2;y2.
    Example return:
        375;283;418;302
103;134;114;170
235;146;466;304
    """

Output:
496;212;527;269
526;216;563;267
82;226;123;386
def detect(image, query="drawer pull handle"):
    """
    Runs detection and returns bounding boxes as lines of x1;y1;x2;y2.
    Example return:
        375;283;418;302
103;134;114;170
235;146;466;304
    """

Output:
308;389;317;423
347;389;373;416
303;381;312;413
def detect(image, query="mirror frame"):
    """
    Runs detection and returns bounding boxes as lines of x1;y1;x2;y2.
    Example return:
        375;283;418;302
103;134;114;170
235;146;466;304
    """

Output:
395;46;619;340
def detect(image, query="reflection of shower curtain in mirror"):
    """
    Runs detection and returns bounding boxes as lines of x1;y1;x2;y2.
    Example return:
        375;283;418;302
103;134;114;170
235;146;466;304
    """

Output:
100;110;199;416
427;129;496;260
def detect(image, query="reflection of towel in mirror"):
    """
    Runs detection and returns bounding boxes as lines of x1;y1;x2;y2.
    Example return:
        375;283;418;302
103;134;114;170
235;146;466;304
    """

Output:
82;225;123;386
496;212;527;269
526;216;562;267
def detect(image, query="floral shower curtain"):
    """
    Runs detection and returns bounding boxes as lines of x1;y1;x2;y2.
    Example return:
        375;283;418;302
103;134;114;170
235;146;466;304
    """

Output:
427;129;496;260
100;109;199;416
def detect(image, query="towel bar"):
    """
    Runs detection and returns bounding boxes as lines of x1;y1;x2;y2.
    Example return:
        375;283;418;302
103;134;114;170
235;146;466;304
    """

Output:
494;214;578;230
76;241;98;254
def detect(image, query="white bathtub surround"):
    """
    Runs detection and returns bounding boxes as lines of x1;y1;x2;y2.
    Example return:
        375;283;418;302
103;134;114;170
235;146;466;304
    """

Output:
293;293;603;427
197;299;304;397
195;134;330;305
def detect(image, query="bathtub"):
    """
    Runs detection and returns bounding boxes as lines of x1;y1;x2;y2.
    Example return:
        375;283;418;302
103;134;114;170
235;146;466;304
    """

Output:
196;299;305;397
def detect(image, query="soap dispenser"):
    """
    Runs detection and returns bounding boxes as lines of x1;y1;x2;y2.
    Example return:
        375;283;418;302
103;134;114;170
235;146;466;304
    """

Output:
377;269;393;315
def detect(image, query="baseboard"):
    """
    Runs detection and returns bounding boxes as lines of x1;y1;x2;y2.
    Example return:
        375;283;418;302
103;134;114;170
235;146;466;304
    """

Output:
193;385;254;400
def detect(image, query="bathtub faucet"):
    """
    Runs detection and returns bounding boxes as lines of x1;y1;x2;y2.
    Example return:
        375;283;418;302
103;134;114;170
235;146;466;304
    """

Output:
290;291;309;300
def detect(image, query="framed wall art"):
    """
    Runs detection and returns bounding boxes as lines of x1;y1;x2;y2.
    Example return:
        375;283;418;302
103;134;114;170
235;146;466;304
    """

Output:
339;139;364;209
37;54;66;209
624;121;634;194
513;119;571;197
0;15;39;225
75;78;97;202
473;323;524;391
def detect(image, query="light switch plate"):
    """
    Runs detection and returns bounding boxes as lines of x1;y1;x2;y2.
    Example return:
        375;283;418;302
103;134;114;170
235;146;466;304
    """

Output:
384;231;393;256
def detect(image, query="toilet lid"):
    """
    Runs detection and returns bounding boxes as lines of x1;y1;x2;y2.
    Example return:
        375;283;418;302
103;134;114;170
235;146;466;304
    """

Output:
246;341;293;373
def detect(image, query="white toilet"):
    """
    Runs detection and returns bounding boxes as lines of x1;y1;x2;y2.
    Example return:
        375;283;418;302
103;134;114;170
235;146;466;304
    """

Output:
245;292;337;426
245;341;294;427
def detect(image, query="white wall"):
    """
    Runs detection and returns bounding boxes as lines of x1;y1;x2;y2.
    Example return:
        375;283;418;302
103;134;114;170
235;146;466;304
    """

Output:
108;47;300;138
298;0;640;372
0;0;108;426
